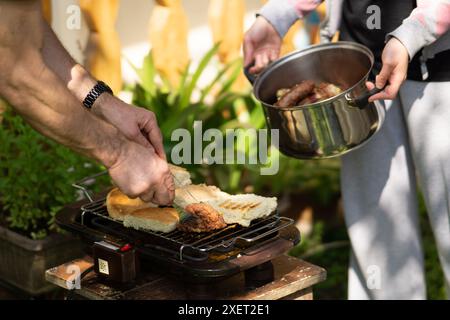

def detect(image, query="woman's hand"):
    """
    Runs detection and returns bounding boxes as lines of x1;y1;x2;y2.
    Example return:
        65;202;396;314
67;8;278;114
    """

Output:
368;37;410;102
243;16;282;74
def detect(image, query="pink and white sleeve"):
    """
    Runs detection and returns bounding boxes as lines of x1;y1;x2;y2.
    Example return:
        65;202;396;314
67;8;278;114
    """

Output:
389;0;450;59
259;0;323;38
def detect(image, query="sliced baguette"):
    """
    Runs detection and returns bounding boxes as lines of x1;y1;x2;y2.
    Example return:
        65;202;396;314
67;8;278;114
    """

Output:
174;184;229;209
169;164;192;188
123;207;180;233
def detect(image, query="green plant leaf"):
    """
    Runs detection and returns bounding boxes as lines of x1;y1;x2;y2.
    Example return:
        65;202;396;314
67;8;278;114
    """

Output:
179;43;221;110
216;58;243;96
199;59;238;103
124;52;156;95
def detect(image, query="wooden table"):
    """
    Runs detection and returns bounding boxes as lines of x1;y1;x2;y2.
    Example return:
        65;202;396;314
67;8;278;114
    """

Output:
45;255;326;300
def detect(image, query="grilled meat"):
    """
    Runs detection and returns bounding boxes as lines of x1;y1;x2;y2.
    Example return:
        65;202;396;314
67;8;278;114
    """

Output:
275;81;342;107
276;88;291;100
178;203;227;233
298;82;342;105
275;80;315;108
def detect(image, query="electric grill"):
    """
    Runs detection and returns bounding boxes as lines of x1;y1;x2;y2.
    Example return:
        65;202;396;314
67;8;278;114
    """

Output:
56;174;300;289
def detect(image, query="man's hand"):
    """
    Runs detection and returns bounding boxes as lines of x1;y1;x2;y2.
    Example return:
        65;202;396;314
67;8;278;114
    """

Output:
243;16;282;74
108;141;175;205
94;94;166;160
368;37;410;102
66;65;166;159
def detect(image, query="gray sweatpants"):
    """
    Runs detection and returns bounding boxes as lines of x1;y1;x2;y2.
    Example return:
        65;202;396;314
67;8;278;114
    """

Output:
341;80;450;300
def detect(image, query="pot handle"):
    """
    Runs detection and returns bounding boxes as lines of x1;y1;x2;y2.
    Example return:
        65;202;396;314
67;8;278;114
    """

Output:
244;60;278;85
346;83;388;109
244;63;257;85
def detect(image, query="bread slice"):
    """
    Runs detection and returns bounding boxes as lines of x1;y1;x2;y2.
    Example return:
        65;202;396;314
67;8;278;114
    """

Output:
123;207;180;233
169;164;191;188
207;194;277;227
106;163;190;221
174;184;229;209
106;188;156;221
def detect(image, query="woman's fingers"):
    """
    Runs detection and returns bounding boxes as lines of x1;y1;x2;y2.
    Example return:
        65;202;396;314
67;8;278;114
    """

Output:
269;49;279;62
368;69;405;102
243;36;254;67
250;52;270;74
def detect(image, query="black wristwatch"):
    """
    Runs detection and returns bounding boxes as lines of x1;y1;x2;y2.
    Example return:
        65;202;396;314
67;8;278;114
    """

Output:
82;81;113;109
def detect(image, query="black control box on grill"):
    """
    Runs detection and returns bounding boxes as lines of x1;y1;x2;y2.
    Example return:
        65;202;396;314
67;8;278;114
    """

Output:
93;240;139;283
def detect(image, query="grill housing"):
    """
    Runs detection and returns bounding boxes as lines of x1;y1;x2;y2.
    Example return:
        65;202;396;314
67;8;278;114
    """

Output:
80;198;293;262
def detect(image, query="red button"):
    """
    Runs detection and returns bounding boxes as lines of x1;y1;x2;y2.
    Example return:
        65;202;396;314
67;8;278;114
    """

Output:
120;243;133;252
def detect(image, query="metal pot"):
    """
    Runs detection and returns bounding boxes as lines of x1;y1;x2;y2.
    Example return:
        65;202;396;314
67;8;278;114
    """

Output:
245;41;385;159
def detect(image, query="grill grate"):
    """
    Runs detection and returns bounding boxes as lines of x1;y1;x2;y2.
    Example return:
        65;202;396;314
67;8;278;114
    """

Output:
80;198;294;261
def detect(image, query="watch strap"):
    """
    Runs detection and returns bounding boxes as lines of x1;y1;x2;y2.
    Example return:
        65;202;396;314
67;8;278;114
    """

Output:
82;81;113;109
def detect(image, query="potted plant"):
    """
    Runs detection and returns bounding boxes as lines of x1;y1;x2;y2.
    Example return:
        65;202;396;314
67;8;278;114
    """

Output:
0;108;109;296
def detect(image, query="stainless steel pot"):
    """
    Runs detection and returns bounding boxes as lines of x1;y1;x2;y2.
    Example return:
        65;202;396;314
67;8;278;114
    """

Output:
245;41;386;159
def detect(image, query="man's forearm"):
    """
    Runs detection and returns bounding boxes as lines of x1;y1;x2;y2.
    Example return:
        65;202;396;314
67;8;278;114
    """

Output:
40;20;166;157
0;0;176;205
41;21;114;120
1;47;125;168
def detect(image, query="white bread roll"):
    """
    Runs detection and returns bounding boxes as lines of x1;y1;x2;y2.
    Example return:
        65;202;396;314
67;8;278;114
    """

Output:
106;188;157;221
123;207;180;233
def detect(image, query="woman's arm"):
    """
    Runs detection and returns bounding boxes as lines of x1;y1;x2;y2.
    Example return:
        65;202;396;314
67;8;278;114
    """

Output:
388;0;450;62
244;0;322;73
369;0;450;102
259;0;323;38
